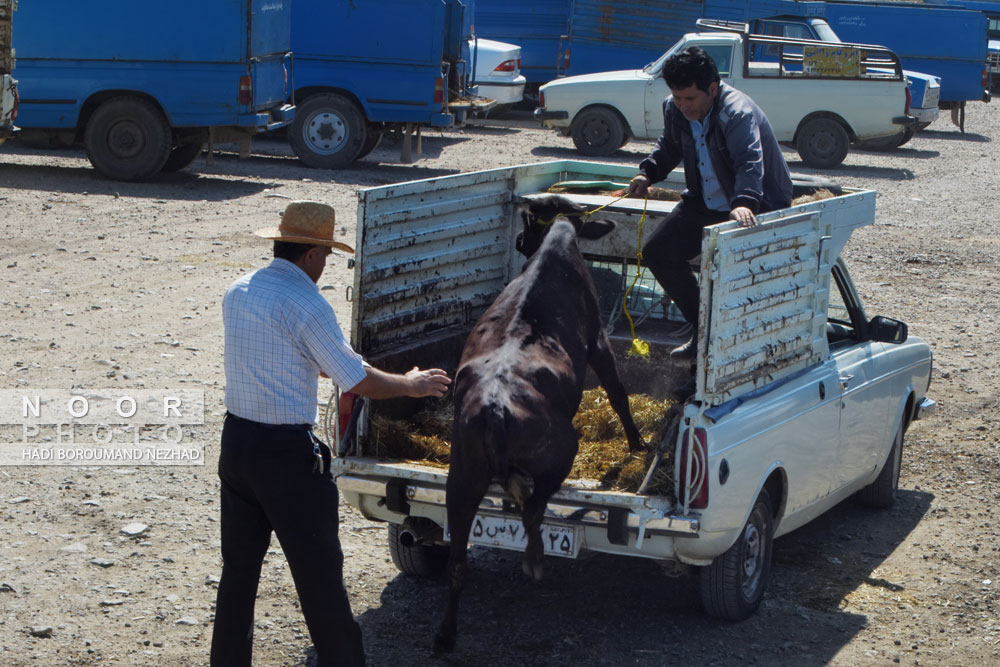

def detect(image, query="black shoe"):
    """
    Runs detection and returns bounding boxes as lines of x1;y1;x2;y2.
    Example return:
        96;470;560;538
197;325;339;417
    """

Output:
671;375;697;401
669;335;697;363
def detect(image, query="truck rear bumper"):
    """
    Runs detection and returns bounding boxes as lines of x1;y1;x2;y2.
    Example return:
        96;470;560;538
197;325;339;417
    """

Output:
910;106;939;126
534;108;569;121
251;103;295;132
892;115;918;127
335;469;702;562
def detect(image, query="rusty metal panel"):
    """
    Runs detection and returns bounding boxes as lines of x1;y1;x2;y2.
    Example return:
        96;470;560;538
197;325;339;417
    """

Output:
697;211;827;405
354;168;520;356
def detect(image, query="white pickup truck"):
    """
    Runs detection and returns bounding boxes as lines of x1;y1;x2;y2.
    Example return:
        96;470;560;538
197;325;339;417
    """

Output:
327;160;934;619
0;0;16;145
534;25;915;168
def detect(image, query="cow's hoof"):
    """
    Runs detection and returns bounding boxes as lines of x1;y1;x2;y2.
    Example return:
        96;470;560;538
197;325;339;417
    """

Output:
522;558;544;582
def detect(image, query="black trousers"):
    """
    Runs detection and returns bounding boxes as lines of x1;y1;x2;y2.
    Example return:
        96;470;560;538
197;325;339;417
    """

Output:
211;414;364;667
641;198;731;331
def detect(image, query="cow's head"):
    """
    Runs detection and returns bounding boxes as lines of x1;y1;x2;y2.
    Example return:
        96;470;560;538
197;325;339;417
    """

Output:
515;194;616;257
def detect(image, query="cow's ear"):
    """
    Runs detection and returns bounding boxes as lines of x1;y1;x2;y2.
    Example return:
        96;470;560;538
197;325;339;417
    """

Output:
578;218;616;240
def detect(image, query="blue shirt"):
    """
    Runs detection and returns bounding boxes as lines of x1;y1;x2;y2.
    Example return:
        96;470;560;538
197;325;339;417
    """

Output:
223;258;367;425
690;110;730;212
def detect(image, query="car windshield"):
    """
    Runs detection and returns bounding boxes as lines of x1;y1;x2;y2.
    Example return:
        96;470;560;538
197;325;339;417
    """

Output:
811;20;842;44
643;41;684;76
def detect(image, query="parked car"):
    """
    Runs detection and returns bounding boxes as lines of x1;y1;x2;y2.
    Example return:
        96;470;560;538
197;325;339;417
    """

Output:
469;38;526;106
535;26;914;168
749;15;940;146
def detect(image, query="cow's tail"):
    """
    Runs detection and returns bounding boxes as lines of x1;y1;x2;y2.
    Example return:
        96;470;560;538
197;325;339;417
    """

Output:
483;403;508;477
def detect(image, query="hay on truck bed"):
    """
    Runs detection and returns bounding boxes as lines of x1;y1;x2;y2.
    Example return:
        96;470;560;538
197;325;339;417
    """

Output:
365;388;677;497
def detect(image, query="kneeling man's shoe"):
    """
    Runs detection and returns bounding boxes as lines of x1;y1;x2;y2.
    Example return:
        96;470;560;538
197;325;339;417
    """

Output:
669;336;697;363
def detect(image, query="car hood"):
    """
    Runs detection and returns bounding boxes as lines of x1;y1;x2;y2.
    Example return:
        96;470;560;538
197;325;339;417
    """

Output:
542;69;647;90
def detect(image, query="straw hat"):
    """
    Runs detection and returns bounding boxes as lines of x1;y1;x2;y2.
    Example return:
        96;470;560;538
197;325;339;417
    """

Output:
254;200;354;254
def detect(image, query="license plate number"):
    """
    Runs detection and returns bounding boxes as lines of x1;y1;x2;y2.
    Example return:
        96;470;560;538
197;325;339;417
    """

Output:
455;514;580;558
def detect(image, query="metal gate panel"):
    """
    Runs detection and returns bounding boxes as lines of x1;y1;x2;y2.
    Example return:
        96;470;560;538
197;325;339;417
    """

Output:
697;211;829;405
354;169;522;356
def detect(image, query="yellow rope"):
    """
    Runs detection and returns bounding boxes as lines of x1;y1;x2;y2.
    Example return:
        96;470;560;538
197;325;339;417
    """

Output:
584;193;651;359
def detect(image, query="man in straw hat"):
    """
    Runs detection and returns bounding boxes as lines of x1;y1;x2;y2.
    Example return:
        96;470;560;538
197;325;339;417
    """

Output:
212;200;451;666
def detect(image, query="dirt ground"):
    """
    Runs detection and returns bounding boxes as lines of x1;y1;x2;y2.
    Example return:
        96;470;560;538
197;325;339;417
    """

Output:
0;102;998;667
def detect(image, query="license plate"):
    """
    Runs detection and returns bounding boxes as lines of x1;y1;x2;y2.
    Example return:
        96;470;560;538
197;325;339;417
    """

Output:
451;514;580;558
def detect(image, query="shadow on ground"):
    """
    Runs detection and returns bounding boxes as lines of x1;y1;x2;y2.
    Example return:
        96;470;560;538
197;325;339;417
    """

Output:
346;489;932;667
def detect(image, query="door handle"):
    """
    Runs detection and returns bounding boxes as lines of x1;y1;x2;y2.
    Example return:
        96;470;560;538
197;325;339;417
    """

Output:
839;374;854;390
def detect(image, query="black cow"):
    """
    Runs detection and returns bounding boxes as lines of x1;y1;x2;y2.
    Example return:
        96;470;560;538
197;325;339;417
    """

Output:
433;195;645;653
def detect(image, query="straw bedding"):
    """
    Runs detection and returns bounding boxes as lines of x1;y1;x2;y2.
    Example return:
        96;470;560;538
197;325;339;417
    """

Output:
367;388;676;495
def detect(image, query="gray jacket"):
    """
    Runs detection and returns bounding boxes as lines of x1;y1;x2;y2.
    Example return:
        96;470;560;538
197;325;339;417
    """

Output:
639;82;793;213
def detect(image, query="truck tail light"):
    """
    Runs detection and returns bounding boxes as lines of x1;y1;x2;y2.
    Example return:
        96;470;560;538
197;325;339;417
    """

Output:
434;76;445;104
904;85;911;115
539;91;545;108
338;391;358;442
679;427;709;510
11;84;18;122
562;47;571;71
983;68;990;89
239;75;252;105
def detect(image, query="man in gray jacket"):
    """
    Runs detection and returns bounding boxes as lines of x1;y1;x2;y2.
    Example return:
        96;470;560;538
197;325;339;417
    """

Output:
628;46;792;391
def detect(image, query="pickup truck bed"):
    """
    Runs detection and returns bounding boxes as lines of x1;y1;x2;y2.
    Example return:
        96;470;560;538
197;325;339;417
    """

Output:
328;160;934;619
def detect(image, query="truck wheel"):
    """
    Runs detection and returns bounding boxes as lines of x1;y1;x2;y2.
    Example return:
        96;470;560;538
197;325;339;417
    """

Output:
388;522;448;578
357;130;383;159
161;141;204;172
84;97;172;181
855;421;904;508
571;106;626;156
700;489;774;621
289;93;367;169
795;118;849;169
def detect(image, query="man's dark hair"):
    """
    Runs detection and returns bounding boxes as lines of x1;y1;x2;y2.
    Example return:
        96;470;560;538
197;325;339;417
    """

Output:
662;46;720;93
273;240;321;262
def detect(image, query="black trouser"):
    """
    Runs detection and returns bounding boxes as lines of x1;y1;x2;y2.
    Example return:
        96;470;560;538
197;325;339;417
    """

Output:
211;414;364;667
641;198;731;332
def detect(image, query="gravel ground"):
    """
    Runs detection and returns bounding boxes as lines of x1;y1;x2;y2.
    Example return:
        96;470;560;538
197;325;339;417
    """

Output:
0;102;998;666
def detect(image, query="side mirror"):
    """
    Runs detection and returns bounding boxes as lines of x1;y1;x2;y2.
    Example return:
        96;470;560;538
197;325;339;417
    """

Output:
868;315;908;344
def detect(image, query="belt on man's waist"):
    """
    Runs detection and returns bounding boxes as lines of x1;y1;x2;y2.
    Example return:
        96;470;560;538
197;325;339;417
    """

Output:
225;412;313;431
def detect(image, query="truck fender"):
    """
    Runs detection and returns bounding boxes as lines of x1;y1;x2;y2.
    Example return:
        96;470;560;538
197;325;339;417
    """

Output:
78;89;172;138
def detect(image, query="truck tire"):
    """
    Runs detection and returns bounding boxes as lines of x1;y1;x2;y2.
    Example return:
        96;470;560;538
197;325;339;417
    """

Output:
571;106;626;156
357;130;383;159
387;522;448;578
855;420;904;508
161;141;204;172
289;93;367;169
795;117;849;169
700;489;774;621
84;97;172;181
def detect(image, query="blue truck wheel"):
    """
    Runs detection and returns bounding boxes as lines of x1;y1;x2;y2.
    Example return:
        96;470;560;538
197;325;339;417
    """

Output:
162;141;204;172
83;97;172;181
290;93;367;169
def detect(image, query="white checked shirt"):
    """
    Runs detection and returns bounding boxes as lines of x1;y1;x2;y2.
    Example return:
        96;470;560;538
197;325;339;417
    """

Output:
223;258;367;425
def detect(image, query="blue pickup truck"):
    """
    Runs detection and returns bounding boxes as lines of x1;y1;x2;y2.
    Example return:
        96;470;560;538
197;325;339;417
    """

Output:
288;0;481;169
12;0;294;181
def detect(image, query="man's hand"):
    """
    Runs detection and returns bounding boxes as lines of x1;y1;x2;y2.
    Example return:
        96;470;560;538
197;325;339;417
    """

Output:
730;206;758;228
405;366;452;398
627;174;650;198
